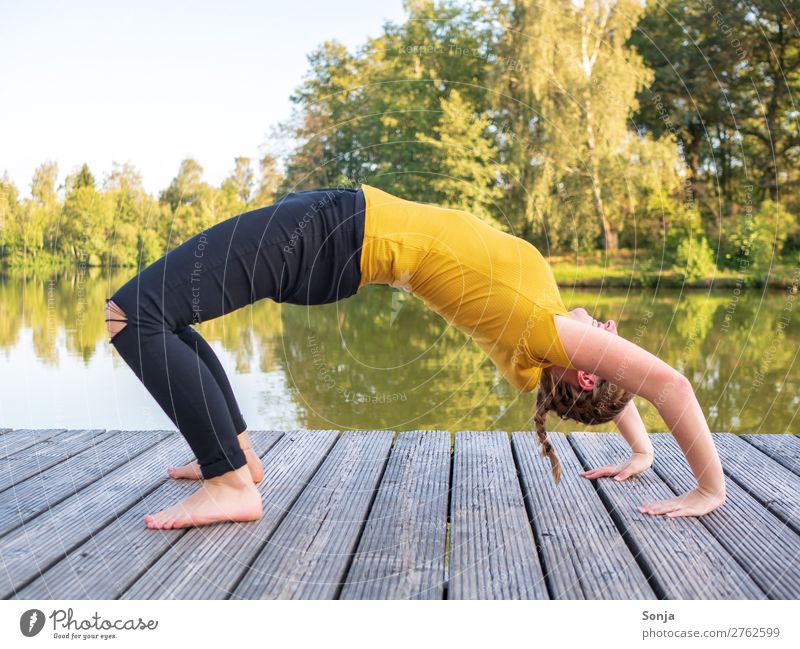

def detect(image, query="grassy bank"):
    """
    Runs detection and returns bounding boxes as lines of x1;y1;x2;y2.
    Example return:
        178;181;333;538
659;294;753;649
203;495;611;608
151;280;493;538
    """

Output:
2;249;798;290
549;250;800;290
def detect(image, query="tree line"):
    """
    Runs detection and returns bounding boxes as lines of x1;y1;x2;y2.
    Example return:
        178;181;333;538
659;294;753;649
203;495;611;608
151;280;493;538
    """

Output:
0;156;282;269
1;0;798;278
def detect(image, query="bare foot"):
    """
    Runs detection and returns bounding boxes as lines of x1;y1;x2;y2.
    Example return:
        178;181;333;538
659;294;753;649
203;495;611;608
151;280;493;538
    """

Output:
144;465;262;529
167;432;264;483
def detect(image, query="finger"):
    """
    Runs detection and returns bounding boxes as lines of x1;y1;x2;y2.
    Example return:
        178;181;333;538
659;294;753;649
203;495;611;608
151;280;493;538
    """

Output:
581;465;618;478
580;465;610;475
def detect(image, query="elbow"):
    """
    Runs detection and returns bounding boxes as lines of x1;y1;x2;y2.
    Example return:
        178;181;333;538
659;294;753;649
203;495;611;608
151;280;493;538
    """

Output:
651;371;693;404
672;371;693;397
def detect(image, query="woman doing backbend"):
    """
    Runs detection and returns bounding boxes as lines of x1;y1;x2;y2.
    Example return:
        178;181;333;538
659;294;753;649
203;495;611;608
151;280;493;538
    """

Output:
105;184;726;529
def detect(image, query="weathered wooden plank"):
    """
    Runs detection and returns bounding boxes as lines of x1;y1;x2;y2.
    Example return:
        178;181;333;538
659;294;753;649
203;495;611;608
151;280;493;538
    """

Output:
448;431;547;599
0;429;113;492
0;429;68;459
15;431;283;600
714;433;800;534
0;430;172;537
121;430;337;600
512;431;655;600
0;432;190;598
569;432;765;599
651;434;800;599
230;430;394;600
340;430;450;600
741;434;800;477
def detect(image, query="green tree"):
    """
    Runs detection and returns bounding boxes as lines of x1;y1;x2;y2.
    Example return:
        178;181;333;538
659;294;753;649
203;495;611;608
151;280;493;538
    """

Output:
723;198;797;270
160;158;205;211
631;2;742;203
417;89;505;222
493;0;681;251
160;158;219;245
104;162;162;267
633;1;800;230
61;164;111;265
738;3;800;204
23;161;61;263
0;175;20;252
281;40;362;191
281;0;496;209
220;156;254;214
252;154;283;207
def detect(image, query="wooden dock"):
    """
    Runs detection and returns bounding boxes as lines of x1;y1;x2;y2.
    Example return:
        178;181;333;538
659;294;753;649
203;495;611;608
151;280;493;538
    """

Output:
1;428;798;599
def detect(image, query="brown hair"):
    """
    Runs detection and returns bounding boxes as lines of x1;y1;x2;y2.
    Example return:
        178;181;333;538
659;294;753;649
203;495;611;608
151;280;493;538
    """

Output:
534;368;634;484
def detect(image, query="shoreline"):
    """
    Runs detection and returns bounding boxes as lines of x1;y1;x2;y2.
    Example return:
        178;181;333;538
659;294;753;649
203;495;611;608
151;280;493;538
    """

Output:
2;256;798;291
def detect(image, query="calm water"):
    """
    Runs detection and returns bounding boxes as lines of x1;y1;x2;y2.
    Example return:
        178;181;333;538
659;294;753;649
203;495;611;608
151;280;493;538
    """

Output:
0;269;797;434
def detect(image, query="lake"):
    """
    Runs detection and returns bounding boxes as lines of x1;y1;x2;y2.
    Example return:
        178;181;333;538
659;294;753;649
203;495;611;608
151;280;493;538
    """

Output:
0;269;796;435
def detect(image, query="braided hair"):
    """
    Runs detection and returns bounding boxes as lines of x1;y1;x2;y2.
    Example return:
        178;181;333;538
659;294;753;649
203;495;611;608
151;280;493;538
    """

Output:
534;367;633;485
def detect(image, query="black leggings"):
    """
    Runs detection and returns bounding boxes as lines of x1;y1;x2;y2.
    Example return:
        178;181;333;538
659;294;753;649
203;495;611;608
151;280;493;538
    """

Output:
107;187;365;479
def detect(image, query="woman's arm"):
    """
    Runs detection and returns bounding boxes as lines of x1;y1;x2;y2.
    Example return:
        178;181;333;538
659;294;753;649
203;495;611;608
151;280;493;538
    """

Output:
614;399;653;455
579;399;654;482
554;313;726;517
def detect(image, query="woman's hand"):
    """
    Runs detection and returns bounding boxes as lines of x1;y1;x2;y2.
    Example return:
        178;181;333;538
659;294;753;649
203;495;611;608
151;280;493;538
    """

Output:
637;487;726;518
579;451;653;482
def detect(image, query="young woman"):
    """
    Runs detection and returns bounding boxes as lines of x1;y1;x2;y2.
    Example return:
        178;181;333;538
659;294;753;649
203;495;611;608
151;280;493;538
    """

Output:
106;183;727;530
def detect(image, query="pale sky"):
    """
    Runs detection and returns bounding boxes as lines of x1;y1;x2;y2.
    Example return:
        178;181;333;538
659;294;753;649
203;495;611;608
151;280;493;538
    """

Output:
0;0;407;197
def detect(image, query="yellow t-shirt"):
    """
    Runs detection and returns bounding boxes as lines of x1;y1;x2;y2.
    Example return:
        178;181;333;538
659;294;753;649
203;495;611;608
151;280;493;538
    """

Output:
358;184;577;392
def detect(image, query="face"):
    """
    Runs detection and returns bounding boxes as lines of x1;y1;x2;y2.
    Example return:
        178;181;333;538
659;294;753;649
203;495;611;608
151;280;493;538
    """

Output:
548;307;618;391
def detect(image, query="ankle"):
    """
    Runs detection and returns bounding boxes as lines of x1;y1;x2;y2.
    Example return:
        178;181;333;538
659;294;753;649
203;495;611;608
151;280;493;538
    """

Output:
207;465;255;489
237;431;252;450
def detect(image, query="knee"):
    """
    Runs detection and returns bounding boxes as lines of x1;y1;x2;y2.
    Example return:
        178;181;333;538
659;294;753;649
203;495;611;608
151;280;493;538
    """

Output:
105;299;128;342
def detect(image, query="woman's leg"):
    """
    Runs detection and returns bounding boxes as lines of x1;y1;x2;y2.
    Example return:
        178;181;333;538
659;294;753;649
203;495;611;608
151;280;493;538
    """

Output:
106;297;262;529
168;325;263;482
106;188;365;528
106;305;249;477
106;204;307;528
108;309;261;482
